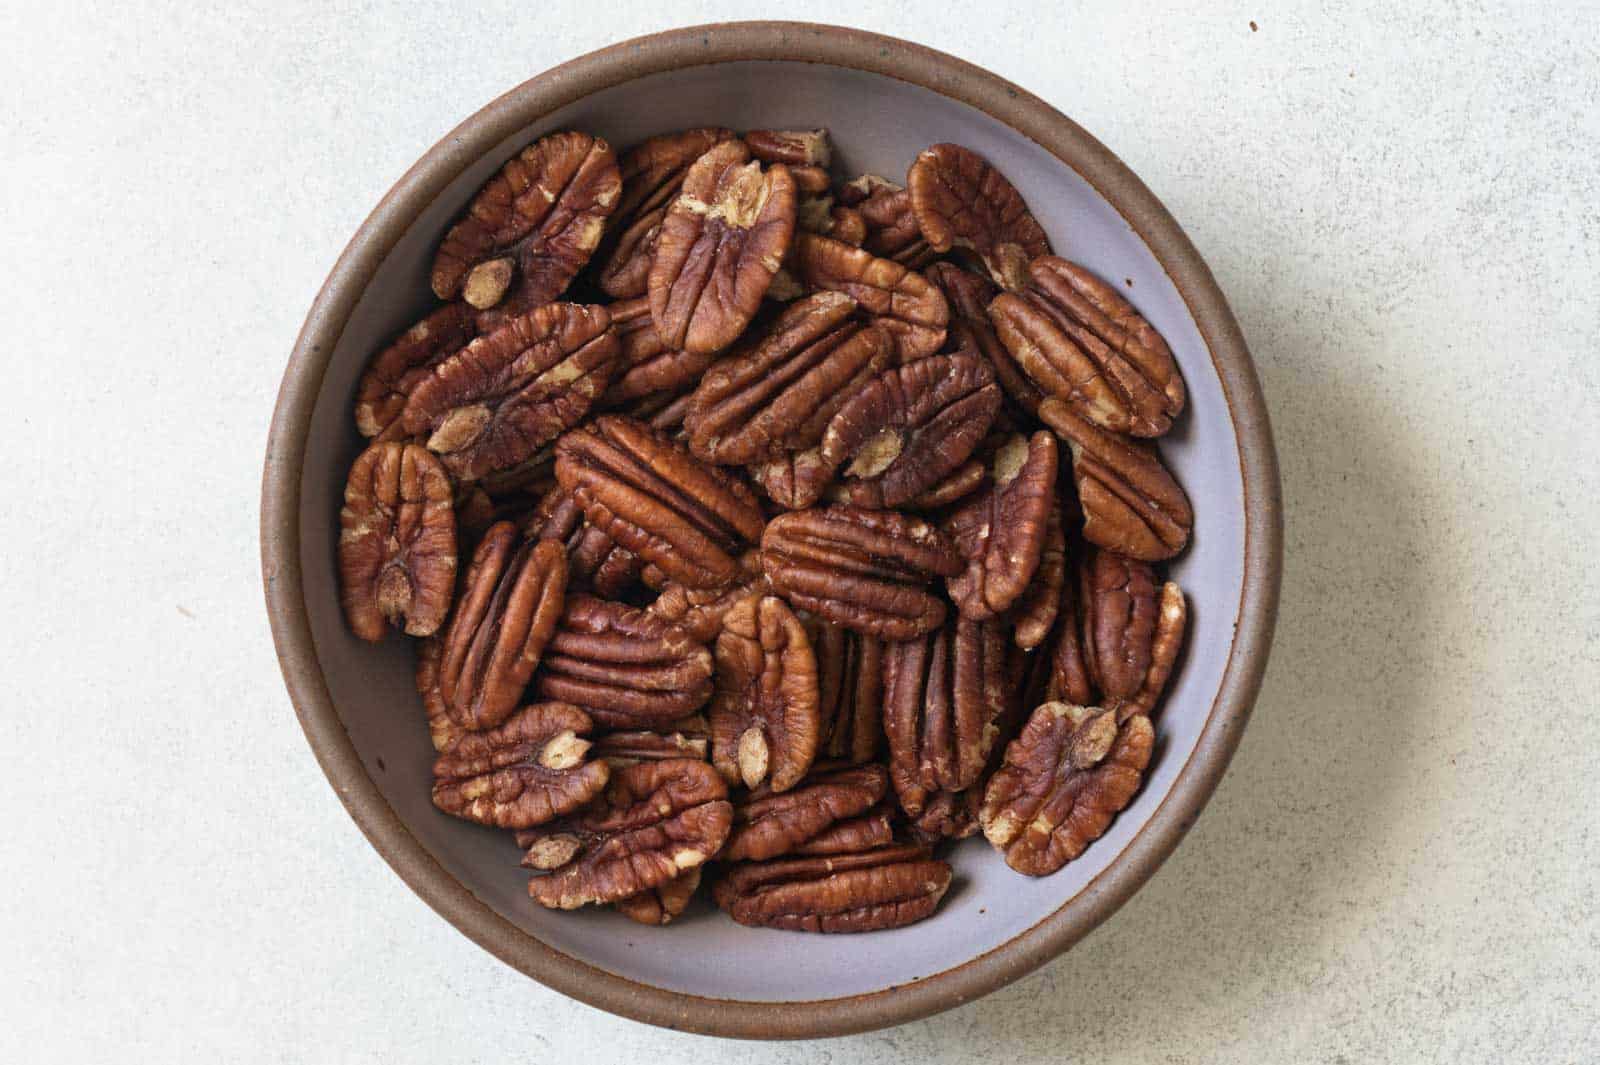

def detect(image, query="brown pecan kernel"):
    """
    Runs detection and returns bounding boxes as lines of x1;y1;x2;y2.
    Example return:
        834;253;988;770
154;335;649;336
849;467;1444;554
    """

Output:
523;759;732;909
980;704;1154;876
646;550;768;643
1041;399;1193;561
908;788;981;844
748;448;834;511
907;143;1050;292
431;131;620;312
842;458;985;511
615;868;703;926
792;233;949;361
1010;503;1066;651
415;636;464;752
789;166;832;196
354;303;479;440
793;807;896;855
685;292;894;465
944;431;1059;619
338;441;457;641
602;295;717;404
524;484;640;597
990;256;1185;437
1046;562;1095;706
828;206;868;246
926;262;1043;416
882;616;1010;816
845;177;937;268
649;140;798;354
723;763;888;862
399;303;619;482
437;527;567;730
812;621;884;763
1081;549;1187;720
555;415;767;588
819;353;1001;509
710;596;822;792
744;128;831;167
596;207;664;300
591;715;711;766
760;506;962;639
430;702;608;829
534;595;713;728
712;843;952;933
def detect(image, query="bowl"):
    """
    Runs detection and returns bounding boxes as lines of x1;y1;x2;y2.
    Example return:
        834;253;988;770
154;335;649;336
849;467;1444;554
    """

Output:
261;21;1281;1039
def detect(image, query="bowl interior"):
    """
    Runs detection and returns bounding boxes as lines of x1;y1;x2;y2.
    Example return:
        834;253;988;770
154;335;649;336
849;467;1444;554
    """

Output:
296;60;1245;1003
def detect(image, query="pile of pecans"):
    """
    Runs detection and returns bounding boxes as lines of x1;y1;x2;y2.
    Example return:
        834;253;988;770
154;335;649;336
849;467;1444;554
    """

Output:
337;126;1193;932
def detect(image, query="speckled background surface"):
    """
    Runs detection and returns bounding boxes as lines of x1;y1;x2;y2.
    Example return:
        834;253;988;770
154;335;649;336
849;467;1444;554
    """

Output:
4;2;1596;1060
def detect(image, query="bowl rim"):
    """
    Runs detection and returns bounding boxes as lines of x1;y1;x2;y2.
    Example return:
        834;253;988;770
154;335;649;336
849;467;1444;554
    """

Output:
260;20;1282;1040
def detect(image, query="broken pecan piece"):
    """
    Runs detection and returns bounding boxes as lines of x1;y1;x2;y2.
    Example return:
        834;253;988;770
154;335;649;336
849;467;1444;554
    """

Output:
1010;503;1066;651
761;505;961;639
615;868;703;926
943;431;1059;619
646;550;768;643
792;233;948;361
980;703;1154;875
431;131;620;313
747;448;834;511
430;702;608;829
710;595;822;792
882;615;1010;816
843;175;937;269
907;787;982;844
819;352;1001;509
437;526;567;730
744;128;831;167
713;842;951;933
338;441;456;641
723;763;888;862
524;483;640;598
522;759;732;909
907;143;1050;292
990;256;1185;437
1081;548;1187;720
399;302;620;482
354;303;479;440
649;140;797;354
1041;399;1193;561
927;261;1042;416
811;620;884;763
555;415;767;589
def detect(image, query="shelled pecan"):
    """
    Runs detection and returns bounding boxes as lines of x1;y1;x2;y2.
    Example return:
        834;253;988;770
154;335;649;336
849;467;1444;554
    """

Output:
792;233;949;361
722;763;888;862
710;595;821;791
943;431;1058;619
906;143;1049;292
713;842;951;933
430;702;608;829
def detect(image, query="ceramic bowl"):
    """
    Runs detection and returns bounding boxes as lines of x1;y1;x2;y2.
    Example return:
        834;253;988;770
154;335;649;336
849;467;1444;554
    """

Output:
261;21;1281;1039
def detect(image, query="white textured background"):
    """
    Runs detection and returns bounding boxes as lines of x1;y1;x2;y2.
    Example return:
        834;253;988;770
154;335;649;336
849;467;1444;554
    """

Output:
3;1;1597;1061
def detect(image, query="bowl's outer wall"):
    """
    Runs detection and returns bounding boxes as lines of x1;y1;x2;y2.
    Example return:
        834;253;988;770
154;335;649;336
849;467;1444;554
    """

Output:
265;22;1280;1038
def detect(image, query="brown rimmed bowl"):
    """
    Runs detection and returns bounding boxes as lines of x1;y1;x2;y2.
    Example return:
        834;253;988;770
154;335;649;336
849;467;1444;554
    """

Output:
261;21;1281;1039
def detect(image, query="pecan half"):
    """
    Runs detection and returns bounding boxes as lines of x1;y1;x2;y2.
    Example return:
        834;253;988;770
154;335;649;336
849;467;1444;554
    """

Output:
592;715;710;766
723;763;888;862
882;616;1010;816
990;257;1185;437
760;506;961;639
812;621;884;763
1041;399;1193;560
1010;503;1066;651
926;261;1042;416
615;868;703;926
685;292;894;465
602;295;717;404
648;140;797;354
646;550;768;643
818;353;1001;509
907;143;1050;292
944;431;1059;619
747;448;834;511
793;807;896;855
832;458;985;511
534;595;713;728
399;302;620;482
710;595;821;792
431;131;620;313
555;415;767;589
437;526;567;730
415;636;464;752
1081;548;1187;720
522;759;732;909
841;175;937;269
354;303;479;440
744;128;831;167
792;233;949;362
712;843;951;932
979;703;1154;875
431;702;608;829
1045;561;1095;706
338;441;456;641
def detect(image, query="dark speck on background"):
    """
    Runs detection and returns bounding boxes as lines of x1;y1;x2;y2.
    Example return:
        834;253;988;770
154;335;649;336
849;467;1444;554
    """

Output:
1125;278;1134;287
1250;20;1259;31
376;757;386;772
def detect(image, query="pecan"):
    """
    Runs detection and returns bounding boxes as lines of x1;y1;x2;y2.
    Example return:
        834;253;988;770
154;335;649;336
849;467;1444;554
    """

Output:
646;550;768;643
840;175;937;269
648;140;797;354
712;843;951;933
793;807;895;855
431;132;620;314
415;636;464;752
399;302;620;482
830;458;985;511
430;702;608;829
337;441;456;641
907;143;1050;292
615;868;703;926
522;759;732;909
601;296;716;405
990;257;1185;437
476;446;556;499
723;763;888;862
354;303;478;440
818;353;1001;509
944;431;1059;619
1010;503;1066;651
793;233;948;362
789;166;832;196
524;483;640;598
747;448;834;511
592;715;710;766
555;415;767;589
979;703;1154;875
534;595;713;728
908;788;981;844
1040;399;1192;560
1045;560;1095;706
710;595;821;791
685;292;893;465
1081;548;1187;720
825;205;867;246
437;526;567;730
926;262;1042;416
744;128;831;167
881;616;1010;816
811;620;884;763
760;506;961;639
